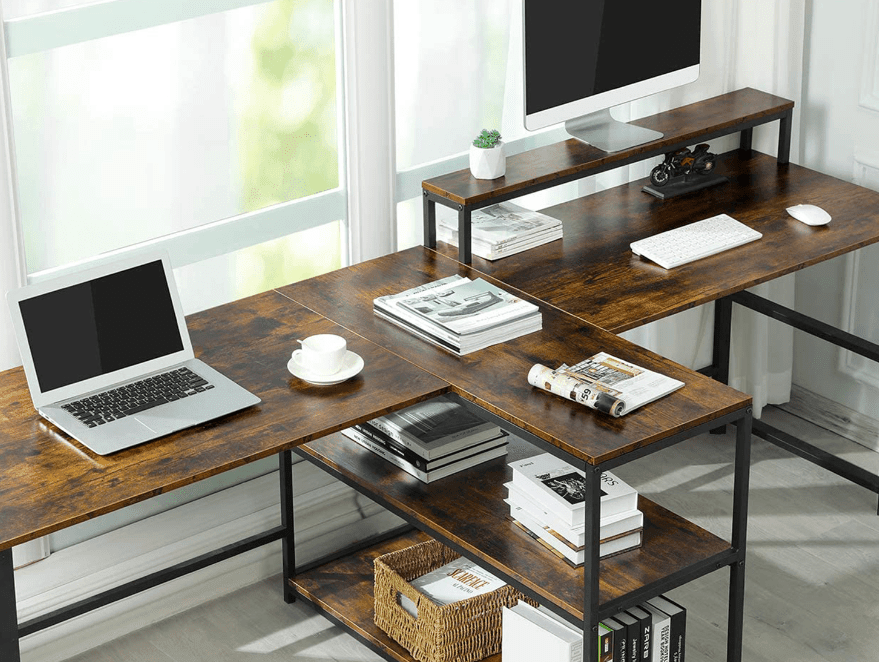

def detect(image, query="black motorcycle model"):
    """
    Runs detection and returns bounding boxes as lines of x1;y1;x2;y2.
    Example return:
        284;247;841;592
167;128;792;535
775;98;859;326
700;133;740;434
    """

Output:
649;143;716;187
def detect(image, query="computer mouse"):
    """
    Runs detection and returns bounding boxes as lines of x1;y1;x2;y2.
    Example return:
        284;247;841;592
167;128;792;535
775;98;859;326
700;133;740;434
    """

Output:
786;204;831;226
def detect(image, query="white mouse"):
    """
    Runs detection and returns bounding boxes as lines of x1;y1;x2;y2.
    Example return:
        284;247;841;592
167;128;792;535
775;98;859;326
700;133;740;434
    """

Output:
786;204;831;226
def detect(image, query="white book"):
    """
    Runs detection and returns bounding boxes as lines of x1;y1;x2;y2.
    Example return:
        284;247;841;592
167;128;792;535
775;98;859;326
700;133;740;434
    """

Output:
505;481;644;546
401;557;506;618
508;453;638;527
508;501;642;565
643;601;672;662
502;601;583;662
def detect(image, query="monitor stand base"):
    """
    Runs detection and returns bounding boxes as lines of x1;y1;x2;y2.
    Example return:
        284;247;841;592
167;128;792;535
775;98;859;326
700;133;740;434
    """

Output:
565;109;663;153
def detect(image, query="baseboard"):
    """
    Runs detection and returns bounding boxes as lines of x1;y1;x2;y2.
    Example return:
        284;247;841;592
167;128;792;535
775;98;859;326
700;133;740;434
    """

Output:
778;384;879;452
16;438;404;662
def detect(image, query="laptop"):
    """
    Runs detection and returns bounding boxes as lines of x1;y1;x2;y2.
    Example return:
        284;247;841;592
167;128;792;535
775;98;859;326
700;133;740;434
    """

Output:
6;252;261;455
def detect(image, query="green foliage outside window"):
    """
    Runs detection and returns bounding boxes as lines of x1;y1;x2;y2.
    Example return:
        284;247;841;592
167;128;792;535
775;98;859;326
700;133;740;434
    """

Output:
236;0;341;296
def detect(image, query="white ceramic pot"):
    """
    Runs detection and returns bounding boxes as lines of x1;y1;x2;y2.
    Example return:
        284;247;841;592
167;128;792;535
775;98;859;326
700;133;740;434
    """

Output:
469;142;506;180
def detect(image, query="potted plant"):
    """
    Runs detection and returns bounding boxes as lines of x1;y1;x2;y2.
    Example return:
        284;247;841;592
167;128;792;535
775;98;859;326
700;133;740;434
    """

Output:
469;129;506;180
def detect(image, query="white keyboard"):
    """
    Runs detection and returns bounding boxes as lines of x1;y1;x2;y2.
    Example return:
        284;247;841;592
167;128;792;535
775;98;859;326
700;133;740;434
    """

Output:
630;214;762;269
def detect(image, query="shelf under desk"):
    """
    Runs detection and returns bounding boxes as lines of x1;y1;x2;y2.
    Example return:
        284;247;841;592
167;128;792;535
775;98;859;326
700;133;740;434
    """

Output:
295;433;733;623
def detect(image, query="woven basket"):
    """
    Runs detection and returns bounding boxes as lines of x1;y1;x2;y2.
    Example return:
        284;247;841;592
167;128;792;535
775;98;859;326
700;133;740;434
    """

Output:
374;539;534;662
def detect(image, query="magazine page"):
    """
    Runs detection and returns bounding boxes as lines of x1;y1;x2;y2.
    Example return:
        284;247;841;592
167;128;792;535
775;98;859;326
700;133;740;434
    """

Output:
373;274;468;314
527;352;684;417
396;278;539;336
437;201;562;246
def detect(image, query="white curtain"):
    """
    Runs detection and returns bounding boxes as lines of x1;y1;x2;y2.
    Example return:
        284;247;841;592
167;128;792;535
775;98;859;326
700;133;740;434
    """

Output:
0;43;24;373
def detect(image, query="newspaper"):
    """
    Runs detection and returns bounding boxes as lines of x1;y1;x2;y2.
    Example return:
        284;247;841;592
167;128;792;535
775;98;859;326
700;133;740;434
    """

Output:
527;352;684;417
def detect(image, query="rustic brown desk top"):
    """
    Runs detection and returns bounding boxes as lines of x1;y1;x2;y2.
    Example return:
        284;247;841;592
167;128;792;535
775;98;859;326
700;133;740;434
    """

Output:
279;248;750;466
422;88;793;206
0;292;449;550
431;150;879;333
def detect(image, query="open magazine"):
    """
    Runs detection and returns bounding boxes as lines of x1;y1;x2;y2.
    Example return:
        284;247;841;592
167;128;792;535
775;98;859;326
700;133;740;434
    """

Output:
527;352;684;417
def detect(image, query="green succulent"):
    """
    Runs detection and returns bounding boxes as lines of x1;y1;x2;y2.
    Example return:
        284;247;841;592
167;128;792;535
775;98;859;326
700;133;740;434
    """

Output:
472;128;502;149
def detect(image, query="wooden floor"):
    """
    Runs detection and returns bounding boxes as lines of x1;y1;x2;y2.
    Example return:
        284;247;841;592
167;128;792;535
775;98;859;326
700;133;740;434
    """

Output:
64;406;879;662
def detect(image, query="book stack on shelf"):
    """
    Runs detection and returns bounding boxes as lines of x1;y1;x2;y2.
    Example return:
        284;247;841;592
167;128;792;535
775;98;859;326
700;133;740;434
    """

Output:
436;201;563;260
505;453;643;566
502;594;686;662
341;395;508;483
373;275;541;355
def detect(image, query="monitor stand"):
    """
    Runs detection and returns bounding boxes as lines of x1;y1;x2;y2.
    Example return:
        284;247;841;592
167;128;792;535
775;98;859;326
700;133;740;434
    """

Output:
565;108;663;153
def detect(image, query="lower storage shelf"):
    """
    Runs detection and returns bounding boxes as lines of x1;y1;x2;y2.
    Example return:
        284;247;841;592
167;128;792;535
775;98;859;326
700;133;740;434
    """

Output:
289;528;501;662
297;433;734;620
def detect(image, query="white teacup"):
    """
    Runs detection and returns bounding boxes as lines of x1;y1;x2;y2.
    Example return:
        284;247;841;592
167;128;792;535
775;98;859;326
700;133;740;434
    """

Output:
295;334;347;376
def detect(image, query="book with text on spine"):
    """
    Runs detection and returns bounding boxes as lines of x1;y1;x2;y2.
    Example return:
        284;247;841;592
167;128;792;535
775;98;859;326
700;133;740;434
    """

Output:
505;480;644;547
508;453;638;527
368;394;502;460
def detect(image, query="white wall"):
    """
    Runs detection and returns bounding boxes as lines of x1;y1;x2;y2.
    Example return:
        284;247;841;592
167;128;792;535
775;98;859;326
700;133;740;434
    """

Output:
793;0;879;439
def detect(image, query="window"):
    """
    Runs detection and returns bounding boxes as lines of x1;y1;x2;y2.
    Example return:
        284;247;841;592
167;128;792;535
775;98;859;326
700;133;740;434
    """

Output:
7;0;344;313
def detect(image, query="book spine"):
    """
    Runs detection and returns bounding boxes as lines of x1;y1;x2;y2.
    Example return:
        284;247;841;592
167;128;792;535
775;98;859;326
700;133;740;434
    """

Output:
598;625;613;662
352;425;429;469
346;432;428;481
367;417;420;453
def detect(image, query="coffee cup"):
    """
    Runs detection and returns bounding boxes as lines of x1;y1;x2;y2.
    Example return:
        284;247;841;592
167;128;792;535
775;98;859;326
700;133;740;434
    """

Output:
295;334;347;376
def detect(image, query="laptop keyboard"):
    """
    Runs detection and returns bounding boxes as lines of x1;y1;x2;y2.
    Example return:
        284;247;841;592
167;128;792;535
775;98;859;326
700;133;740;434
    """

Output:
62;367;213;428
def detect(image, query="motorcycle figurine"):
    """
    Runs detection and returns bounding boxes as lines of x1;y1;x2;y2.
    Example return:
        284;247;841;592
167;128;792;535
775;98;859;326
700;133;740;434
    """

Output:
649;143;716;187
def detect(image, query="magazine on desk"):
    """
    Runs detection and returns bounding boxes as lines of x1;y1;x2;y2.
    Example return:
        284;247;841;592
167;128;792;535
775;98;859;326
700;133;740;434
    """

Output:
373;275;541;355
436;202;563;260
527;352;684;417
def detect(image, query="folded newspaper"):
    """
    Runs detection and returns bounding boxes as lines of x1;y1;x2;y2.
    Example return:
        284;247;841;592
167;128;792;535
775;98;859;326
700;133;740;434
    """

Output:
527;352;684;417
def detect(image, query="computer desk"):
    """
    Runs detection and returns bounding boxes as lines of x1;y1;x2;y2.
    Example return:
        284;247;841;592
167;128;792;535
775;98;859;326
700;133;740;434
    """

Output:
0;256;753;662
428;147;879;510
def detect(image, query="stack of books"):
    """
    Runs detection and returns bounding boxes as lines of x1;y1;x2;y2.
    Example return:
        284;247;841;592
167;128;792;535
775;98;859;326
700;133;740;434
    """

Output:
373;275;542;355
505;453;643;565
437;202;563;261
503;594;686;662
341;395;508;483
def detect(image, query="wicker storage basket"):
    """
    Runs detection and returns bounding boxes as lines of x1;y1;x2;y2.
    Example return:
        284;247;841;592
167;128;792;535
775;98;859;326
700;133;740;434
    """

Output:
373;538;534;662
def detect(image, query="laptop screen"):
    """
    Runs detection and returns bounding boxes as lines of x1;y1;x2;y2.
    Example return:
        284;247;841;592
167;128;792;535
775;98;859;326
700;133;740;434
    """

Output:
17;260;185;393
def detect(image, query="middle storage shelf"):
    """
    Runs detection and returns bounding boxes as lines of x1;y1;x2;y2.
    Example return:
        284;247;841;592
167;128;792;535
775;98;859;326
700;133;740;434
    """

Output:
294;432;732;622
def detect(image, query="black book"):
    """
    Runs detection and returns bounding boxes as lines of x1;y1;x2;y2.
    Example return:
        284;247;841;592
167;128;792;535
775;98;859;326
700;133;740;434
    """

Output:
351;422;507;471
602;616;628;662
613;610;641;662
626;605;653;662
647;596;686;662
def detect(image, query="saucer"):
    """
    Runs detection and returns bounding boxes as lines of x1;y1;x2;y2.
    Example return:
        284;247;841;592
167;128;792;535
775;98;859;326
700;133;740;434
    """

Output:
287;350;364;385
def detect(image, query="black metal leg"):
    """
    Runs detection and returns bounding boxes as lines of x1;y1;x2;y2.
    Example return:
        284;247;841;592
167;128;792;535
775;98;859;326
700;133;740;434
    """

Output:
1;548;21;662
422;192;436;250
582;466;601;662
711;297;733;434
739;128;753;152
727;410;752;662
777;109;793;165
279;450;296;604
457;205;472;264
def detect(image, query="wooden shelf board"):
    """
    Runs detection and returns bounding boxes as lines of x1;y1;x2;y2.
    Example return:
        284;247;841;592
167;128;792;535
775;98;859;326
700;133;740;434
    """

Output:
290;528;501;662
422;88;793;205
297;433;731;620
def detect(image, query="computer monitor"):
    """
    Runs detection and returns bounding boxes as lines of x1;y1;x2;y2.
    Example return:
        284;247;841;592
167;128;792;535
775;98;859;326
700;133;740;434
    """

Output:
523;0;701;153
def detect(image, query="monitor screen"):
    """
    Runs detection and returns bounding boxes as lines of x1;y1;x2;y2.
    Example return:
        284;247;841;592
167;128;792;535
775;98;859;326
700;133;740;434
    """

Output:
17;260;184;393
524;0;701;142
